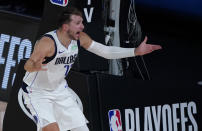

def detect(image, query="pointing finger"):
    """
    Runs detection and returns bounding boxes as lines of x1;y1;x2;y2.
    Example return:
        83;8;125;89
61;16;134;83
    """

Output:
152;45;162;50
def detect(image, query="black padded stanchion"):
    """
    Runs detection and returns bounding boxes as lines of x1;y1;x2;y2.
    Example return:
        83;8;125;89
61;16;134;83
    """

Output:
3;59;36;131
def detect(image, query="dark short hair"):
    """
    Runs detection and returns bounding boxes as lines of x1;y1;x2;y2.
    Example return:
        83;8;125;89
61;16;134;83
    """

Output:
57;6;82;28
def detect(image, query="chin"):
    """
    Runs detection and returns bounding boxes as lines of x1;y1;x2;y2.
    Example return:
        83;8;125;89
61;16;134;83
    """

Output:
70;36;77;40
75;36;80;40
73;37;78;40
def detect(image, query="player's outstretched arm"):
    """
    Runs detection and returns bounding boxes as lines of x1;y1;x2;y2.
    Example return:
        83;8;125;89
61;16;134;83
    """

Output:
24;37;54;72
80;32;162;59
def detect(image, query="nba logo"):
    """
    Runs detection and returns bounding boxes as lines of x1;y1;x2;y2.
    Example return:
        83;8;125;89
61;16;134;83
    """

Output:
50;0;68;7
108;109;123;131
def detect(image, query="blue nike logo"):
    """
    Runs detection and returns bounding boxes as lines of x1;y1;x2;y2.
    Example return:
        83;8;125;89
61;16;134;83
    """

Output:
59;50;65;54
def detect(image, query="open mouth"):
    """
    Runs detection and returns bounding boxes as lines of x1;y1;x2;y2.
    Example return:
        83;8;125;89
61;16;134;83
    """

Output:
76;32;80;35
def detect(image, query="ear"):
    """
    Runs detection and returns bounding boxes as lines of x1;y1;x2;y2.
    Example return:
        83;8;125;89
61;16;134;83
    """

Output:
62;24;69;31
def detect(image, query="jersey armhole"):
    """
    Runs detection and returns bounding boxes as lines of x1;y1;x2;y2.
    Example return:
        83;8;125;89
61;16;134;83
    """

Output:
42;34;57;64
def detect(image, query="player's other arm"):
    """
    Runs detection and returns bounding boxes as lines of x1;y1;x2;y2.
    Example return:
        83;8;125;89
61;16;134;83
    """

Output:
24;37;54;72
79;32;162;59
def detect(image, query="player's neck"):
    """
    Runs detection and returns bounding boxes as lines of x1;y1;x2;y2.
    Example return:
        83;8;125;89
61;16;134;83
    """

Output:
56;29;71;48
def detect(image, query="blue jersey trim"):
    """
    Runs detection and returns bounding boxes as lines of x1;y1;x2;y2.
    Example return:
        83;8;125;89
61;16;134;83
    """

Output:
42;34;57;64
77;40;80;49
22;82;28;93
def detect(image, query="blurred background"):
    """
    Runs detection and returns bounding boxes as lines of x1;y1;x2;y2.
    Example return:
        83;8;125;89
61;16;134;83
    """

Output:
134;0;202;86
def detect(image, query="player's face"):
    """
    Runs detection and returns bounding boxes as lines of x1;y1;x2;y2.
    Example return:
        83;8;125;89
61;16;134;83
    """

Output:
67;15;84;40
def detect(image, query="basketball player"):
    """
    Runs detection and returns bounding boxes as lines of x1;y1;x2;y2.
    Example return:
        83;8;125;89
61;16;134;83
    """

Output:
22;6;162;131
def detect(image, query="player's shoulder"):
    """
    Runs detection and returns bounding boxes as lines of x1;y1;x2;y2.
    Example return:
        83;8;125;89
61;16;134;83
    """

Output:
33;36;55;53
40;30;56;43
80;32;89;38
38;36;54;46
79;32;92;49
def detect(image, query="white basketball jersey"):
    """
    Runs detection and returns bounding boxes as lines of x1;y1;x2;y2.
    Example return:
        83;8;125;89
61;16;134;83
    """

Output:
23;30;79;91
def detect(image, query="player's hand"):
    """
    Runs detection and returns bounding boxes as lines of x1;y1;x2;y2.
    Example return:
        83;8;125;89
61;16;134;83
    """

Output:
135;36;162;56
34;58;47;71
28;57;47;72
